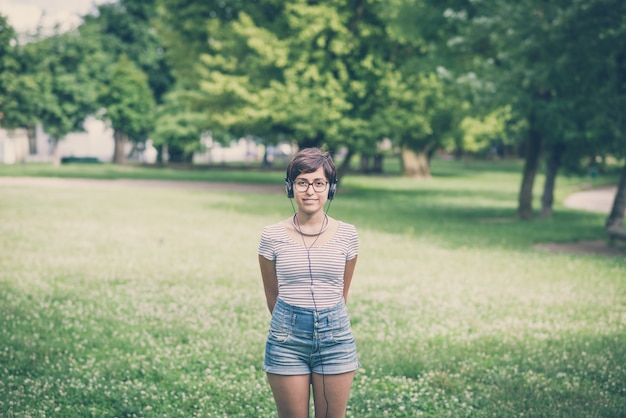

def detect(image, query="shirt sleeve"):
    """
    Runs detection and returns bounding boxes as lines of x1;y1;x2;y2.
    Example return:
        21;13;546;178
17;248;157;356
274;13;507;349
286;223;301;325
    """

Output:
345;224;359;260
258;227;275;261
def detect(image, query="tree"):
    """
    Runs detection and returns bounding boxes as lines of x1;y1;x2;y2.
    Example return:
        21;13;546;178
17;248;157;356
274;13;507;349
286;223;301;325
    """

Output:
535;0;626;218
154;0;238;90
76;0;174;163
98;55;155;164
26;29;98;166
0;15;17;126
461;2;577;219
82;0;174;104
373;0;472;177
155;0;472;176
0;14;39;147
461;0;626;220
151;90;205;163
156;1;361;163
606;166;626;236
376;68;467;178
152;0;247;161
565;0;626;234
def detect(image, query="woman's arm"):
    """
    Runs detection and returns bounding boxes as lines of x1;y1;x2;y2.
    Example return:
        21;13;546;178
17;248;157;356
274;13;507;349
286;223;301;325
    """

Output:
342;256;358;304
259;255;278;314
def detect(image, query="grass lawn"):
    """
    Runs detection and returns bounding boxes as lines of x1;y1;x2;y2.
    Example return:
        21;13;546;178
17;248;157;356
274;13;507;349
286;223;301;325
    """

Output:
1;159;624;417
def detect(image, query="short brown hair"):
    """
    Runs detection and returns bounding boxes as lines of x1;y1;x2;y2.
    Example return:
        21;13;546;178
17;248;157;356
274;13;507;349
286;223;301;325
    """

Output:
286;148;337;182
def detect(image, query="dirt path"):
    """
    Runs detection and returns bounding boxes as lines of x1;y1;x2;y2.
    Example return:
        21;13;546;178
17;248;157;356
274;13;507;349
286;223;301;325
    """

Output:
0;176;283;194
563;186;616;214
544;186;623;257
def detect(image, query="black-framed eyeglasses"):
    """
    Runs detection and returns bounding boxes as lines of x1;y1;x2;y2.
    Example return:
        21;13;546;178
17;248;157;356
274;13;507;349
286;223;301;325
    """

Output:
293;179;329;193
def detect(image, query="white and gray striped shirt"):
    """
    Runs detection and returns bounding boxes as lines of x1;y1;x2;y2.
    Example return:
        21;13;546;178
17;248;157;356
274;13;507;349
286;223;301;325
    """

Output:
259;221;359;309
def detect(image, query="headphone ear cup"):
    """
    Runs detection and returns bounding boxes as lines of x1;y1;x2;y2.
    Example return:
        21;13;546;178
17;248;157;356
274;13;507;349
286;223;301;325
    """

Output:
328;179;337;200
285;179;294;198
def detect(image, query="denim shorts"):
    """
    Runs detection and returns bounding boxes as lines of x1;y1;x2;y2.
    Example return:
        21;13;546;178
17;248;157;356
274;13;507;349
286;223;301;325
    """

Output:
263;298;360;375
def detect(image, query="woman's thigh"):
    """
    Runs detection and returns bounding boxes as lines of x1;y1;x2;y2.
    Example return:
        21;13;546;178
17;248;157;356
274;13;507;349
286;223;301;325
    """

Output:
311;371;355;418
267;373;311;418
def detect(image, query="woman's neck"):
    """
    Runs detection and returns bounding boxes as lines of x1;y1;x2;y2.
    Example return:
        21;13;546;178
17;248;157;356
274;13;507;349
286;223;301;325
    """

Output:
293;212;328;236
295;211;326;226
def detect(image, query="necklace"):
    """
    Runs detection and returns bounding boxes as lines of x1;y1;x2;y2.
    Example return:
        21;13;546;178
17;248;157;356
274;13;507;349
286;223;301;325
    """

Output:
292;213;329;236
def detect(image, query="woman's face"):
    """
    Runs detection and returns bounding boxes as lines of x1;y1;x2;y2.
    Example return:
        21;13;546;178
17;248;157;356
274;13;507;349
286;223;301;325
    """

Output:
293;166;329;215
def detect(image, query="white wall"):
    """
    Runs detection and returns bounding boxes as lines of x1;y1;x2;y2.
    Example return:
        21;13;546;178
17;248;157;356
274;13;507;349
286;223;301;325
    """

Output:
56;117;116;162
0;118;126;164
0;128;29;164
1;118;272;165
193;136;262;163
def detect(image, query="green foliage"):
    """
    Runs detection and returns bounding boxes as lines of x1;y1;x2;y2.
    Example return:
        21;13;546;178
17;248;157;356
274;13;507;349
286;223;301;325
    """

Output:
376;71;459;155
0;14;13;56
0;161;625;417
191;1;359;146
462;0;626;156
156;0;471;174
375;1;480;161
28;29;98;141
83;0;174;103
3;0;626;187
151;90;206;160
1;20;97;137
155;0;240;89
0;14;21;127
98;55;155;141
448;0;626;217
459;106;512;154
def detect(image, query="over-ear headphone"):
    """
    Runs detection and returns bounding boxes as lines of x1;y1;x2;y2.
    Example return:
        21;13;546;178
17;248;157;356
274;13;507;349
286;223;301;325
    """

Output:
328;177;338;200
285;177;294;198
285;177;338;200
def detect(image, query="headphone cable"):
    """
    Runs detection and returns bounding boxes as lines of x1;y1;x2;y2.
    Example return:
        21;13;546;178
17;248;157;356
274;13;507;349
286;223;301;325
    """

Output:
293;212;330;418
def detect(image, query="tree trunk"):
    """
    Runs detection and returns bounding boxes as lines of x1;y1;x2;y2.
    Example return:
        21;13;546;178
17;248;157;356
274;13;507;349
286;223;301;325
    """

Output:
51;137;61;167
360;154;370;173
337;147;355;179
373;153;384;173
113;130;127;164
27;125;37;155
126;142;138;159
401;146;431;178
540;142;565;218
160;143;169;163
605;161;626;231
300;133;323;149
517;120;543;220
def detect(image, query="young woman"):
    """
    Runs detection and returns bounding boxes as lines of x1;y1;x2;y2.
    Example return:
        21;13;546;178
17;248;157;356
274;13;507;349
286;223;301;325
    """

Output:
258;147;360;418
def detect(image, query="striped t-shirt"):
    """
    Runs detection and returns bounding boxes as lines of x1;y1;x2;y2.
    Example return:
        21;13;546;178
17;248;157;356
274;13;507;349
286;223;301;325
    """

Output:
258;221;359;309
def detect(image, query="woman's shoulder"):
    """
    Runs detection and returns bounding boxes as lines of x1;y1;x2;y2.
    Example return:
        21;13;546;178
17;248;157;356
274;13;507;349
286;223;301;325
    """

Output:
334;219;358;237
333;219;356;229
262;221;287;234
261;220;295;241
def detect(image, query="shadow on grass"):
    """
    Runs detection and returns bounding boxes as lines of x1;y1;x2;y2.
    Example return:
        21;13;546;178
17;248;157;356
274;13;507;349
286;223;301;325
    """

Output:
220;184;612;253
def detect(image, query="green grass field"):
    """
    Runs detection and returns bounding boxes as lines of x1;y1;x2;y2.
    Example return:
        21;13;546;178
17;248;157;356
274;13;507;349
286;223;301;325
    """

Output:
1;160;625;417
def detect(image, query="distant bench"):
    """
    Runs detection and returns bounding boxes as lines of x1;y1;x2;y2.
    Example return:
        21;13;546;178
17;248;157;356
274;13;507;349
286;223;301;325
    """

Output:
61;157;101;164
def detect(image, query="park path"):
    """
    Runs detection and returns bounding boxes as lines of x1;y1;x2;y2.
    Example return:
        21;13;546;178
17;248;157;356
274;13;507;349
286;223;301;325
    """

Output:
0;176;618;212
562;186;617;214
0;176;283;194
